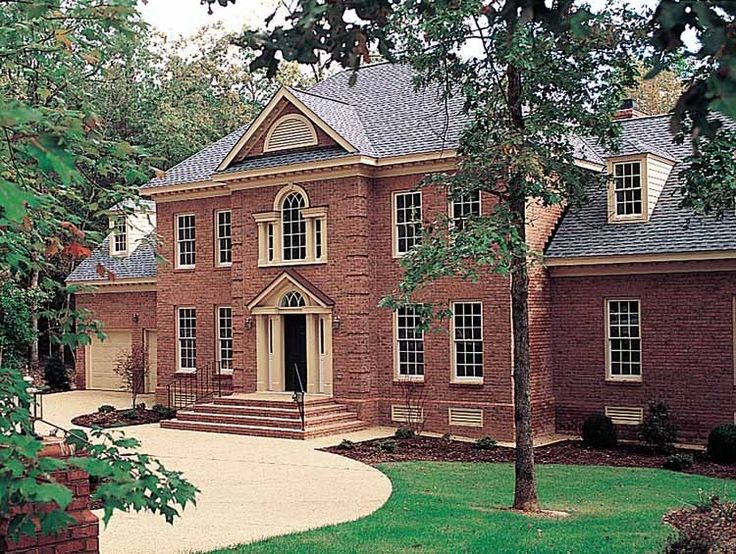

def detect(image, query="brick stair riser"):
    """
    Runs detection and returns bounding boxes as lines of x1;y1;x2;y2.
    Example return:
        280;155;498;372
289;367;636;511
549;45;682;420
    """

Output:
190;403;348;418
161;419;367;440
212;397;336;409
176;411;358;429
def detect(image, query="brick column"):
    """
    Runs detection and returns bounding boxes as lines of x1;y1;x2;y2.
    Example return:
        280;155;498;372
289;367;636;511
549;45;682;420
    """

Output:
1;438;99;554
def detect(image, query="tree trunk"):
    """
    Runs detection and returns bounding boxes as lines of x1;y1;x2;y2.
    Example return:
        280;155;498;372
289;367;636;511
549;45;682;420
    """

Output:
507;62;540;512
29;268;40;369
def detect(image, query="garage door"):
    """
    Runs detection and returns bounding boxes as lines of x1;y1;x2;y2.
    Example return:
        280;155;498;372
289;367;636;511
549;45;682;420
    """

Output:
87;330;132;390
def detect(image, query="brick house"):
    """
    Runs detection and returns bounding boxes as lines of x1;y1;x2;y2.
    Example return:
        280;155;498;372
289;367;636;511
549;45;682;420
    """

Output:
67;64;736;442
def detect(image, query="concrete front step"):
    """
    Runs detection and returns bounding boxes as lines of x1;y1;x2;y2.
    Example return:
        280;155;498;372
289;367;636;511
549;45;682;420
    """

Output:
190;401;347;418
160;418;366;439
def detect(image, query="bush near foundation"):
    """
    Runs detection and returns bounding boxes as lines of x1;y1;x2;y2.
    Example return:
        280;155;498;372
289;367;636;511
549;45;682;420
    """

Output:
707;424;736;464
581;414;618;449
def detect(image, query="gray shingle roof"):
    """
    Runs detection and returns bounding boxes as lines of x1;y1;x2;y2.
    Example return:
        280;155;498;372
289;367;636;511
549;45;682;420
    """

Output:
546;115;736;259
220;147;353;174
67;236;157;282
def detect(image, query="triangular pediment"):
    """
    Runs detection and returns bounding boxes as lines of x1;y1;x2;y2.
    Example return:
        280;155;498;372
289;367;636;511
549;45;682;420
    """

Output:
247;270;334;311
217;88;356;172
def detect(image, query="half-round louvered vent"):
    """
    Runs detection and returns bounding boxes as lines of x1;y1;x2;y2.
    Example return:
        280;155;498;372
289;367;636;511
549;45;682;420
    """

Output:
264;114;318;152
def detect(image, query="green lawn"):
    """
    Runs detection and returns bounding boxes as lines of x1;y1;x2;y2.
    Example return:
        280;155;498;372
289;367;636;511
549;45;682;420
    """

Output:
213;463;732;554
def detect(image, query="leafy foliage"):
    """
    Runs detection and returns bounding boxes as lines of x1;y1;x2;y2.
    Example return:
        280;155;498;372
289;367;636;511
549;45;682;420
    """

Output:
0;280;38;369
707;424;736;464
582;414;618;450
394;427;416;440
641;400;678;455
473;437;498;451
43;356;70;391
663;453;694;472
113;346;148;409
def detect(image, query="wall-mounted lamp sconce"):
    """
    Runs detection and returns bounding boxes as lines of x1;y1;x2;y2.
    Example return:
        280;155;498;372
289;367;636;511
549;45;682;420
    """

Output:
132;313;140;323
245;316;254;330
332;315;341;330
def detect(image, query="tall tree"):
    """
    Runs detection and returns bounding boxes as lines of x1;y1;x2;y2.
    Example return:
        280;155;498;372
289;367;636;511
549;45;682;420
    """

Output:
627;62;686;115
231;0;643;511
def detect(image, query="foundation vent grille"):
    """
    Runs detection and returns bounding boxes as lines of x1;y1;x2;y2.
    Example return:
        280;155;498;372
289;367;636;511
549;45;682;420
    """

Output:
604;406;644;426
391;405;424;424
448;407;484;428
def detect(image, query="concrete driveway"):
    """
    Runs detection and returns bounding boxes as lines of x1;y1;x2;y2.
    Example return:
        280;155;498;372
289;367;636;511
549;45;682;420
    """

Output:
39;391;393;554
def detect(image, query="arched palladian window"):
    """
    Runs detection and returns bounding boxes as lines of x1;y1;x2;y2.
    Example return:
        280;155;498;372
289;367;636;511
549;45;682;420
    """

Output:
281;192;307;261
280;291;306;308
253;184;328;267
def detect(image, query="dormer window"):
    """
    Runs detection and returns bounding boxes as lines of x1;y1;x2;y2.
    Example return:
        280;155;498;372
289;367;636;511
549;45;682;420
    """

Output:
613;161;643;218
264;114;318;152
111;216;128;255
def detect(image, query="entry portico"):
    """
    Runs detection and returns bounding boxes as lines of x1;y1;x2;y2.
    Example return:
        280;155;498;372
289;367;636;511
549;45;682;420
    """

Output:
247;270;334;395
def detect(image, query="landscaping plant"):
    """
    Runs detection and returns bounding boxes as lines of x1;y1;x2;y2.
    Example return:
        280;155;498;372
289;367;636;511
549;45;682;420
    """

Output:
641;400;678;455
97;404;116;414
113;346;149;410
707;424;736;465
474;437;498;451
582;413;618;450
43;356;70;392
394;427;416;440
664;453;694;472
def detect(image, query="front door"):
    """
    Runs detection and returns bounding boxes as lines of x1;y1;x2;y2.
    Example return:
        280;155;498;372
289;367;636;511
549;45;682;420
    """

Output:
284;314;307;392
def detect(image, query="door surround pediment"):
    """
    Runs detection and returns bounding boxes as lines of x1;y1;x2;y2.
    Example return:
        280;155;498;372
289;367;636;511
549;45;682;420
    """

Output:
247;269;334;312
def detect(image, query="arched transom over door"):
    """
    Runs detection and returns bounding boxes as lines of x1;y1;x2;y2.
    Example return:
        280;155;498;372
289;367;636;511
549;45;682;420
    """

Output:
247;271;334;395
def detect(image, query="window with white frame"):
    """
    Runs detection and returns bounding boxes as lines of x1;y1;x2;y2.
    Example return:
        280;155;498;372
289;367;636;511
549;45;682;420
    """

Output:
451;191;481;230
217;306;233;372
613;161;643;217
216;210;232;266
453;302;484;379
395;191;422;256
254;186;327;266
607;299;641;380
112;215;128;254
282;192;307;261
396;305;425;377
177;307;196;371
176;214;196;268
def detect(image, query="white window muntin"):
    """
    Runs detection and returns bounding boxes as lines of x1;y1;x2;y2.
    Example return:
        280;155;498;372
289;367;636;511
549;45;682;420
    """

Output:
177;307;197;372
215;210;232;267
282;191;307;261
606;299;642;381
394;191;422;256
613;161;643;217
112;215;128;254
217;306;233;373
395;305;425;378
176;214;196;269
450;190;481;230
452;302;484;380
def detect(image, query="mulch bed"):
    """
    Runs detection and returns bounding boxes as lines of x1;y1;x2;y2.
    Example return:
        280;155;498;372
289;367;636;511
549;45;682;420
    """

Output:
664;499;736;552
322;436;736;479
71;407;170;428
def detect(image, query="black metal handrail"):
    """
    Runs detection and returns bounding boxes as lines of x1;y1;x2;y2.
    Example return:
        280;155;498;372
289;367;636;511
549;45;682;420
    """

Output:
291;363;306;431
167;362;223;411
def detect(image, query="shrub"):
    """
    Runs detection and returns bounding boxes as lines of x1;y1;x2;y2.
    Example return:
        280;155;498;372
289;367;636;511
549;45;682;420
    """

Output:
394;427;415;440
121;409;139;420
664;453;694;472
474;436;497;450
707;424;736;464
641;400;677;454
136;402;147;410
151;404;176;419
581;413;618;449
336;439;355;450
43;356;70;391
97;404;116;414
664;529;715;554
377;439;397;453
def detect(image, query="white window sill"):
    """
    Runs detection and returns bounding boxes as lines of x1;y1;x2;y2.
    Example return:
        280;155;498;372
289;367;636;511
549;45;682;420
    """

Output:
175;265;196;271
451;378;484;385
605;376;642;384
215;262;233;269
175;368;197;375
394;376;425;383
258;259;327;268
218;369;234;376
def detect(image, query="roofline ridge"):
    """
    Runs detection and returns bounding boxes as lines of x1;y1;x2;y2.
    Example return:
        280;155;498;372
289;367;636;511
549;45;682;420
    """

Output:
290;86;353;107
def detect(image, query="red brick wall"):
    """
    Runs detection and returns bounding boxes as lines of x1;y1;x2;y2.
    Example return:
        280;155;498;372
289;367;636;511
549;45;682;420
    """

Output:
552;269;736;442
74;290;156;389
1;440;99;554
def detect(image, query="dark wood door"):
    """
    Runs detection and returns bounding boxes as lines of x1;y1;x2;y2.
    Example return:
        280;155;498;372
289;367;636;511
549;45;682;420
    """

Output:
284;314;307;392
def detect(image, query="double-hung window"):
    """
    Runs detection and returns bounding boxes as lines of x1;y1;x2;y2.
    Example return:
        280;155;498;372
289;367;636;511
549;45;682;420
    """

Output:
613;162;643;218
394;191;422;256
282;192;307;261
176;214;196;269
451;191;481;230
396;305;425;378
217;306;233;372
452;302;484;380
606;299;641;380
177;307;197;371
215;210;232;267
112;216;128;255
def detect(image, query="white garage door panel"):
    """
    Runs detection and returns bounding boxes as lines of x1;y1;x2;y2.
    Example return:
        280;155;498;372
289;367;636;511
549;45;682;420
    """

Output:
88;330;132;390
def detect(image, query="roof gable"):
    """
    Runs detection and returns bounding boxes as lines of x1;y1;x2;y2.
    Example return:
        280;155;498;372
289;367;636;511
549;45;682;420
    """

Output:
216;88;357;172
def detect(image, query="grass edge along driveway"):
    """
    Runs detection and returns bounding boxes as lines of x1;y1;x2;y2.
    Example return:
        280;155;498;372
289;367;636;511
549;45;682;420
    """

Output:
209;462;732;554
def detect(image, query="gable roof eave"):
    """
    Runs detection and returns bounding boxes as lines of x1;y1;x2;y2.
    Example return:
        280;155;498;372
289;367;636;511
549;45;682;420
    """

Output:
216;88;358;172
